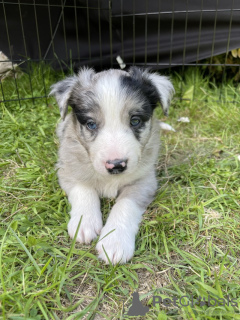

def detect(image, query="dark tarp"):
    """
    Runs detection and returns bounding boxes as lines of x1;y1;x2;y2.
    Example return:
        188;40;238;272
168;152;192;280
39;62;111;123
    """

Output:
1;0;240;70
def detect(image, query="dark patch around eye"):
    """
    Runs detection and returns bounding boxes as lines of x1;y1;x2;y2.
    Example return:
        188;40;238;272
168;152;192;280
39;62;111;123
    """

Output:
69;89;98;122
70;94;100;126
69;88;101;141
132;111;152;123
130;120;148;141
72;107;91;126
120;72;159;141
129;114;151;141
71;106;99;140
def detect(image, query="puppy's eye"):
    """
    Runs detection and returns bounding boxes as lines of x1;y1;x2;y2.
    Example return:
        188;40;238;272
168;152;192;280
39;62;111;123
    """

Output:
86;120;97;130
130;116;142;127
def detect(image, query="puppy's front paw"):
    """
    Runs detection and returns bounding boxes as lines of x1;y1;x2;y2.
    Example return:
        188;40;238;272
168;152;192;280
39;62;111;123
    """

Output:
68;214;103;244
96;225;135;264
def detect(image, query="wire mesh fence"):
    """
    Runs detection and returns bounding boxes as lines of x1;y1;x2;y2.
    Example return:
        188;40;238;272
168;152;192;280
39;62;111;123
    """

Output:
1;0;240;106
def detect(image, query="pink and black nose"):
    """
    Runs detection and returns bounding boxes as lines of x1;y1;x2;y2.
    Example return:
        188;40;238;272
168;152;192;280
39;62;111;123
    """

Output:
105;158;128;174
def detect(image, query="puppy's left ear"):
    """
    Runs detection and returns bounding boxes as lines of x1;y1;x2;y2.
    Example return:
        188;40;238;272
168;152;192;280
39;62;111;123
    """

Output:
146;72;175;116
129;67;175;116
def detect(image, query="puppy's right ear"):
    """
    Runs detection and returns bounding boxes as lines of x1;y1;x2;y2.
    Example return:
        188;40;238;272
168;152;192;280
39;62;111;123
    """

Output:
50;68;95;120
50;76;78;120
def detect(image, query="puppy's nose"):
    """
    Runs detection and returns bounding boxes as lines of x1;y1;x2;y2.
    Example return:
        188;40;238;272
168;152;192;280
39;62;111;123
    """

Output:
105;158;128;174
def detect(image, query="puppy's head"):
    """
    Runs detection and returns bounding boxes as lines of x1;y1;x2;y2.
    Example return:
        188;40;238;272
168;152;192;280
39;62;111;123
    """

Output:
50;67;174;176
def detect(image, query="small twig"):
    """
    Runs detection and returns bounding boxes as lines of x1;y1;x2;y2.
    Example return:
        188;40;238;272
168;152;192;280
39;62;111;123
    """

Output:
156;267;172;274
208;181;220;195
2;206;26;222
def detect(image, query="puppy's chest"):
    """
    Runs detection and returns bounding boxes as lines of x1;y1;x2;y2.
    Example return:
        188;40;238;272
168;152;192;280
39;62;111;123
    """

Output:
95;179;121;198
94;175;134;198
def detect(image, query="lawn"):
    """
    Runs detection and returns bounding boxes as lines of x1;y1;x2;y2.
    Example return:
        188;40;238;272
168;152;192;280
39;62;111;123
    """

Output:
0;64;240;319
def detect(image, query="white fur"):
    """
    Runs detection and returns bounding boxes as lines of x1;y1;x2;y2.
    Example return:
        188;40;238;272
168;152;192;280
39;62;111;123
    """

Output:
50;67;174;264
96;171;157;263
68;185;102;244
96;199;142;264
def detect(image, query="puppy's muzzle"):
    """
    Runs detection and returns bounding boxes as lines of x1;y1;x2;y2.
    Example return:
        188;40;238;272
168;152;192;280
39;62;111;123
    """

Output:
105;158;128;174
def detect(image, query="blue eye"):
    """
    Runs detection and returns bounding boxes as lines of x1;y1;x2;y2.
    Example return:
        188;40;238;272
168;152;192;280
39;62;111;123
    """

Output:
130;116;141;127
86;120;97;130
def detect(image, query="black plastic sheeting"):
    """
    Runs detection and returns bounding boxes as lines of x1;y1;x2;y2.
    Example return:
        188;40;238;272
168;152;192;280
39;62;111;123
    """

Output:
1;0;240;70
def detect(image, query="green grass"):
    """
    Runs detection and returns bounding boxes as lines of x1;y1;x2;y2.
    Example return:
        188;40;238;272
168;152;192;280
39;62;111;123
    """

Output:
0;64;240;319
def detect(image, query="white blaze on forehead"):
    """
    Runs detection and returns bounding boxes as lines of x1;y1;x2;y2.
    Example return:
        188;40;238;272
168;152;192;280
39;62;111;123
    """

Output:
87;71;142;173
93;71;130;127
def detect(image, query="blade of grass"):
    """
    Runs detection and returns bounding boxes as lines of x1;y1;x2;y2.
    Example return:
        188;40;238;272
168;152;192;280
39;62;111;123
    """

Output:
9;227;41;275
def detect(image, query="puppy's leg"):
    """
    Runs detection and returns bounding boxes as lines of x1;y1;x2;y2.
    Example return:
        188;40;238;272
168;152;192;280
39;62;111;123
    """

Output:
96;171;157;264
67;185;103;244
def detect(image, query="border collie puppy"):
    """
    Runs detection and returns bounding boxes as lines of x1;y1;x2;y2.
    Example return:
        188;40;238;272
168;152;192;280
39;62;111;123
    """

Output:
50;67;174;264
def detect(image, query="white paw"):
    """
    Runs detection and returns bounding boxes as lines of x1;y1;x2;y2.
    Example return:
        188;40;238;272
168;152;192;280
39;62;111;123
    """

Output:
96;225;135;264
68;214;103;244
